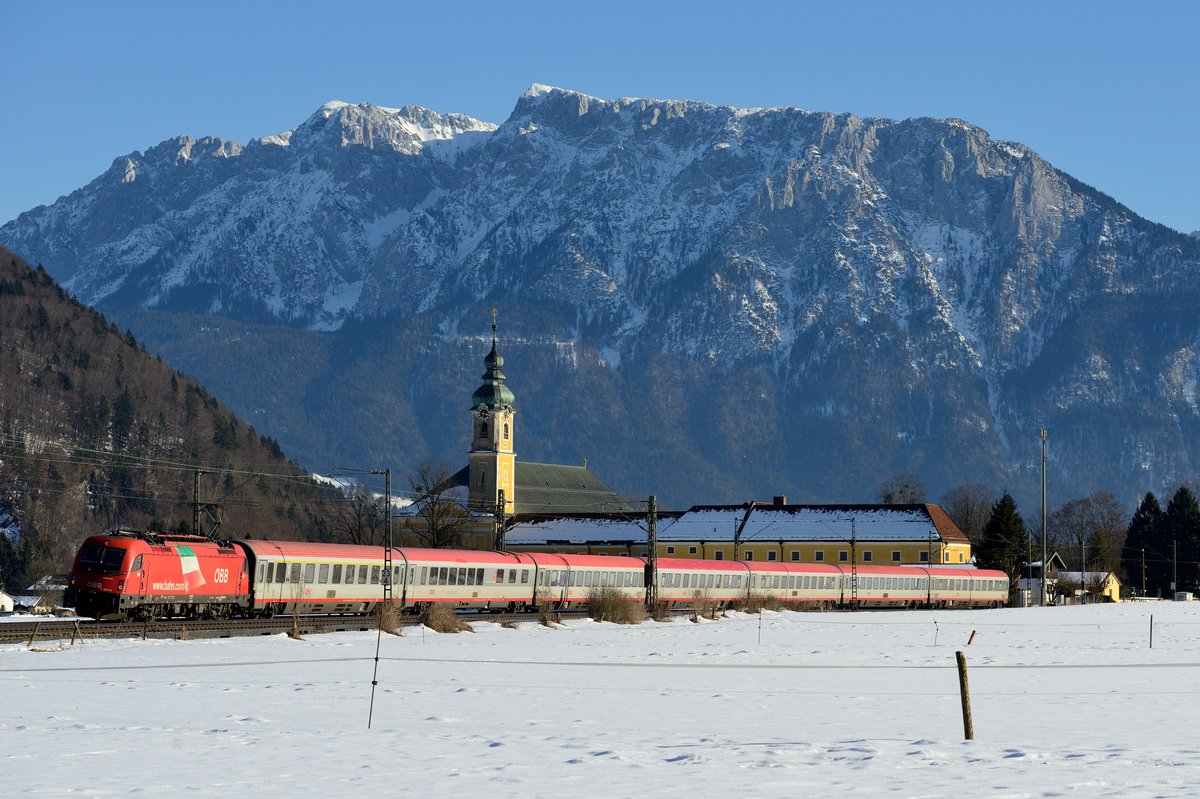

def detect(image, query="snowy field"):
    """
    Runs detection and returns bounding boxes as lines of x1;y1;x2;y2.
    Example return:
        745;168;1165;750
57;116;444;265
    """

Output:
4;603;1200;797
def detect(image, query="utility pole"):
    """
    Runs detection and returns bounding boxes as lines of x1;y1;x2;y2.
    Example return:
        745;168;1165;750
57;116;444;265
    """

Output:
368;466;392;730
850;517;858;609
382;468;392;604
192;470;207;537
1040;428;1048;608
1142;548;1147;596
494;489;507;551
646;495;658;607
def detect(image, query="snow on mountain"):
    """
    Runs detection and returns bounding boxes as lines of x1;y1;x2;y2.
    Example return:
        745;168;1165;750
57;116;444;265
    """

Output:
2;86;1199;505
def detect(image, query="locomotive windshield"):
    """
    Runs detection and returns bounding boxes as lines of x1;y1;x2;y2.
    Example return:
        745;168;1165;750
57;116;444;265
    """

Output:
79;544;128;575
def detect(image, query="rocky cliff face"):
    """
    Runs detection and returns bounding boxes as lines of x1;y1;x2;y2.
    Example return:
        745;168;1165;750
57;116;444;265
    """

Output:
3;86;1199;508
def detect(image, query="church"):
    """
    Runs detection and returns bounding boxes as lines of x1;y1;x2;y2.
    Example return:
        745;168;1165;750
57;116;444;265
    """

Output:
443;316;633;548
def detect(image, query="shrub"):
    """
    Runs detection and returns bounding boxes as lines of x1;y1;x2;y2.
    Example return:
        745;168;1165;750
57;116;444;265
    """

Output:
738;593;782;614
690;590;720;622
535;590;559;627
373;600;401;636
586;587;646;625
421;603;472;633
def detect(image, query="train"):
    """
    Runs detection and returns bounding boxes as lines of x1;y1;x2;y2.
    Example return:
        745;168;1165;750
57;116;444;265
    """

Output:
63;530;1010;621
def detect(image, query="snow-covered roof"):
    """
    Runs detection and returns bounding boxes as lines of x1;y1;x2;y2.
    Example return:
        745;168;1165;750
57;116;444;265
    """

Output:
505;504;955;546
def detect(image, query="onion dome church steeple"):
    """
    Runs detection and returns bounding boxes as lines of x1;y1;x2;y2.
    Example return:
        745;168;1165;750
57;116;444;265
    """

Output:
470;313;516;410
468;310;516;516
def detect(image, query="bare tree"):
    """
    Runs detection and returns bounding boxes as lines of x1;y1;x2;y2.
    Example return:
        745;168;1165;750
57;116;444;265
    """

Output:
1049;491;1127;573
330;480;386;546
405;462;472;549
940;484;997;547
877;472;927;505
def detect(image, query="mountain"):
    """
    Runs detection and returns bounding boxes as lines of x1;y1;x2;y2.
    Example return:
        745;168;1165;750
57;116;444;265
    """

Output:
0;247;338;591
3;86;1199;511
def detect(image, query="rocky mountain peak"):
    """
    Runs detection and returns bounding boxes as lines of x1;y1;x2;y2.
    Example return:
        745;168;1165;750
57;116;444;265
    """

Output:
1;88;1198;507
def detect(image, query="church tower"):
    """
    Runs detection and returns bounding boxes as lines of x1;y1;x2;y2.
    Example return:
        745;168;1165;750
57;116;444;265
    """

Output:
468;311;516;516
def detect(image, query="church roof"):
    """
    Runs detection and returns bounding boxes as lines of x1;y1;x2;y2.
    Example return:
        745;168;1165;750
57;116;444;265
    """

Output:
448;462;634;515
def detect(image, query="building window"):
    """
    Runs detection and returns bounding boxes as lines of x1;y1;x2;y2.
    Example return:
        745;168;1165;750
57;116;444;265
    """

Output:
745;552;753;561
838;551;848;562
713;551;724;560
480;421;489;439
790;551;800;562
767;551;777;562
959;552;965;563
503;423;509;440
689;546;697;555
919;551;929;562
892;551;902;562
814;551;824;562
862;552;873;562
665;546;675;555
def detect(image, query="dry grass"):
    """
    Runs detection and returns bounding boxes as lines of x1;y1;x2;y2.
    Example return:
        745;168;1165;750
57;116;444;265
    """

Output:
690;591;720;622
650;602;672;621
421;603;473;633
586;587;647;625
373;600;401;636
738;593;782;614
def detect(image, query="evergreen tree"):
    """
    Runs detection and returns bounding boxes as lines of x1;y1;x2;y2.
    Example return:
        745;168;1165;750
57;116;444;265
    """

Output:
976;492;1031;601
1164;487;1200;595
1122;492;1165;596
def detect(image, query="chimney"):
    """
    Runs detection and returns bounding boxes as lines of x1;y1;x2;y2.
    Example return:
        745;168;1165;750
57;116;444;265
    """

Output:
773;495;787;506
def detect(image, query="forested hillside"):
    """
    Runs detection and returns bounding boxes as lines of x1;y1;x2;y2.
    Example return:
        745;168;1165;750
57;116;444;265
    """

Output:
0;247;339;591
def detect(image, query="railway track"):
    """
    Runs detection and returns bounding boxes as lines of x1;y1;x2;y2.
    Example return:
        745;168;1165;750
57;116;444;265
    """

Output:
0;610;593;645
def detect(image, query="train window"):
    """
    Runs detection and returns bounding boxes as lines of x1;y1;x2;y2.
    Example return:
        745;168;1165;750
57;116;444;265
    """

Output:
289;563;302;583
371;566;381;585
303;564;316;584
394;567;401;585
683;574;690;588
355;565;366;584
521;570;529;584
815;551;824;562
332;564;343;583
318;564;330;584
505;569;514;584
437;568;447;586
474;568;482;585
275;564;286;584
264;563;273;582
257;563;265;583
708;574;716;588
418;567;426;584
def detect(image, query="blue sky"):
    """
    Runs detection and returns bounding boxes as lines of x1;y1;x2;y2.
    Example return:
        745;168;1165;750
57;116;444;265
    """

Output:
4;1;1198;233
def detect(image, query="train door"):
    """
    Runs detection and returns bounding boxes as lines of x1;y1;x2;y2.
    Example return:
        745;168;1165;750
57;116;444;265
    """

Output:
132;554;145;601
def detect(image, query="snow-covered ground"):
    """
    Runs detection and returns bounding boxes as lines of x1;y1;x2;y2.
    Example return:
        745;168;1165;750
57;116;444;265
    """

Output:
4;603;1200;797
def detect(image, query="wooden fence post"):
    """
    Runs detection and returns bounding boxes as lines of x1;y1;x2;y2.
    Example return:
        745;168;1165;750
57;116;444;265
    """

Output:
956;650;974;740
